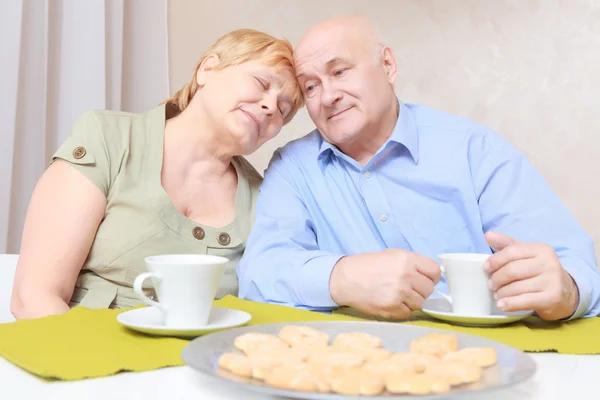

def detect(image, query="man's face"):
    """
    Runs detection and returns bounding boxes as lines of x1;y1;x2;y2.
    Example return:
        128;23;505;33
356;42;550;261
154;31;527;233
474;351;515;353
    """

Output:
294;27;396;146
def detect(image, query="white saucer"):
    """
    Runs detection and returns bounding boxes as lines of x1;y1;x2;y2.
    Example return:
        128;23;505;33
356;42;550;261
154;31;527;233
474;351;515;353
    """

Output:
117;306;252;338
422;298;534;327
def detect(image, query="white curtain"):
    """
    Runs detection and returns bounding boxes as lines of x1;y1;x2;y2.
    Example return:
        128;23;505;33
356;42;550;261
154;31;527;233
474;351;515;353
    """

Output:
0;0;170;254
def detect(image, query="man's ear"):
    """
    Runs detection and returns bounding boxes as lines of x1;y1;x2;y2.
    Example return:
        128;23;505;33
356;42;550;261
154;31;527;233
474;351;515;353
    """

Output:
196;54;220;86
380;46;398;85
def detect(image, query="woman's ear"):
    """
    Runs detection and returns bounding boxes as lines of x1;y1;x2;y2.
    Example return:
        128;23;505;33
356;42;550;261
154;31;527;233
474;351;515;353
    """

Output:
196;54;220;86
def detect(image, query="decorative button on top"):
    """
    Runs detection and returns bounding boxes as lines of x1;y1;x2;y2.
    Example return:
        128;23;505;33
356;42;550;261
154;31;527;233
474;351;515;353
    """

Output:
192;226;205;240
73;146;86;159
218;232;231;246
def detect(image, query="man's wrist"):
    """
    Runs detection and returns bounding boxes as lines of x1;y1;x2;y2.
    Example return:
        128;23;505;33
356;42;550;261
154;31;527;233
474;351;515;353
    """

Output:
564;272;580;317
329;256;350;306
554;271;580;320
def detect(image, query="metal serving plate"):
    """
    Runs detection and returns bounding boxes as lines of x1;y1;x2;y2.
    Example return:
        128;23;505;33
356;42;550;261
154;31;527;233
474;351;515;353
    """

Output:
182;321;536;399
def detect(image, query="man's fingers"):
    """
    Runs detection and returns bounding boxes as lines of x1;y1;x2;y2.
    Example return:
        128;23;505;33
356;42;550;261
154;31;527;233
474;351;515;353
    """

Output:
401;288;426;311
496;291;546;313
411;273;436;299
377;302;412;320
494;276;543;301
485;243;537;274
484;231;519;251
489;258;538;291
415;256;441;284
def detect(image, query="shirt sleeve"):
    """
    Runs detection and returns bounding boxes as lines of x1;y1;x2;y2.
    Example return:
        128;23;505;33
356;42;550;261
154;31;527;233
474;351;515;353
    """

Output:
51;111;115;196
469;130;600;319
237;150;345;311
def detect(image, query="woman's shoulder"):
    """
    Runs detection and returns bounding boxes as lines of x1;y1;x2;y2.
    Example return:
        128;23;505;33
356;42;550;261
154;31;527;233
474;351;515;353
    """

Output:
72;106;156;136
64;105;165;155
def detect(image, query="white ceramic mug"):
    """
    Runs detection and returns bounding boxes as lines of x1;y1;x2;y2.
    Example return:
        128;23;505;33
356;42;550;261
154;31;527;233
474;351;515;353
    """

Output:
133;254;228;328
435;253;495;317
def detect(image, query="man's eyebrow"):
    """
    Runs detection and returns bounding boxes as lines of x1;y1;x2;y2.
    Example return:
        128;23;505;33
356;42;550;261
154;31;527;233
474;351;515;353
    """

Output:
296;57;349;79
326;56;346;66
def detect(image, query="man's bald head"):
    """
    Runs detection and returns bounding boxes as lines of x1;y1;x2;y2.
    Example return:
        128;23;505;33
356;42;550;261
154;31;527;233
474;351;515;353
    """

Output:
295;15;384;64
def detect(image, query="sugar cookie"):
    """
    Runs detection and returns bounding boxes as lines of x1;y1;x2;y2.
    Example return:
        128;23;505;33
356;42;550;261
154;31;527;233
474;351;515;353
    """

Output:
386;372;451;395
234;332;289;355
278;325;330;347
355;347;393;362
362;358;418;376
308;347;366;369
217;352;254;378
426;360;483;385
409;333;459;358
333;332;383;349
443;347;497;367
389;352;441;372
264;365;329;393
327;369;385;396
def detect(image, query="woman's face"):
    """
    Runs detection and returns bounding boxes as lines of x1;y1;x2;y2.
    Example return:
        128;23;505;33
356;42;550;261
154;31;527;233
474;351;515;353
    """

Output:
197;57;298;155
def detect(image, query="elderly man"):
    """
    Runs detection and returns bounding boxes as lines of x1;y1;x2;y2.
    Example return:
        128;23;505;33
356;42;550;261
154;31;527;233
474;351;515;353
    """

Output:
237;15;600;321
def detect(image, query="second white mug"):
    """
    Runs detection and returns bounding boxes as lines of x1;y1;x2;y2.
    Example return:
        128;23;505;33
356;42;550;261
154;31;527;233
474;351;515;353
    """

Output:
133;254;228;328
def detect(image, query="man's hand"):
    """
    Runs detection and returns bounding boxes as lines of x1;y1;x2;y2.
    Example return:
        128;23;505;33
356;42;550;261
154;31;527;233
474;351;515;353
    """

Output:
485;231;579;321
329;248;441;320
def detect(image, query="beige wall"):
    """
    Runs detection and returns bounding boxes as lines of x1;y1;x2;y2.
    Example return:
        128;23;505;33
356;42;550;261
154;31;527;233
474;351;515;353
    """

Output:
168;0;600;262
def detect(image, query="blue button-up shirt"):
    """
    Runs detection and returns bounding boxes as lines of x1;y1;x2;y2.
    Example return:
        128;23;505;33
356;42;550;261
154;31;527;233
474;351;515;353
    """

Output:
237;101;600;319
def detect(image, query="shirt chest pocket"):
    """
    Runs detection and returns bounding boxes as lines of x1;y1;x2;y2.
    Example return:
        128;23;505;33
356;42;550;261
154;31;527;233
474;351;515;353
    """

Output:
412;200;474;255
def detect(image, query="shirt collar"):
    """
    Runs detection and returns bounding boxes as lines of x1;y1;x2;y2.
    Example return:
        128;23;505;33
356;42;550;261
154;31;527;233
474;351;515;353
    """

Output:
317;98;419;171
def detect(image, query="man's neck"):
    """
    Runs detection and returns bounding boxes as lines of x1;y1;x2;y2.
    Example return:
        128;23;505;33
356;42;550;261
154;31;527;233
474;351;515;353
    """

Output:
338;99;400;166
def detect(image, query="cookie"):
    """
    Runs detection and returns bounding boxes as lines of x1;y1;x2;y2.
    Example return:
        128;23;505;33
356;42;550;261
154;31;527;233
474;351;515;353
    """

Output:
327;368;385;396
216;366;252;384
388;352;441;373
425;359;483;385
386;372;452;395
308;347;366;369
354;347;393;362
362;358;418;376
278;325;330;348
217;352;254;378
443;347;497;367
264;365;329;393
409;333;459;358
249;346;311;380
332;332;383;349
233;332;289;355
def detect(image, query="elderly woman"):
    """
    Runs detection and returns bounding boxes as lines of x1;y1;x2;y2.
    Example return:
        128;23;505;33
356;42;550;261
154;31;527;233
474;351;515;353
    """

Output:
10;29;303;319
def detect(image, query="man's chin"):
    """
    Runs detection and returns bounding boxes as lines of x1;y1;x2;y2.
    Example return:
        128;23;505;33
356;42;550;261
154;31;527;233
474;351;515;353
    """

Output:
320;126;360;145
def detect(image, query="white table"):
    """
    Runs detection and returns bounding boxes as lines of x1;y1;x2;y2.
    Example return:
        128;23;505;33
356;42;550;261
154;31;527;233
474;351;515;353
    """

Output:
0;254;597;399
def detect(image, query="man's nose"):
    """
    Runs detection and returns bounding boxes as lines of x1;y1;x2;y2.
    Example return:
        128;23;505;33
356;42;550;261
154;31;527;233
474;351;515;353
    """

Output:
321;82;342;107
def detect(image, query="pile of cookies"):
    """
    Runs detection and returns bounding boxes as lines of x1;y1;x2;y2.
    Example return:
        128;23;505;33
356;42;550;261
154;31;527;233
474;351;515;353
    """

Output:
217;325;497;396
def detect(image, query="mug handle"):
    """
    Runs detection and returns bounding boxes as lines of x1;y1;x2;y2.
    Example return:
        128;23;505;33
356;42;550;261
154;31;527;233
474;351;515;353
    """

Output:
434;289;453;304
435;265;453;304
133;272;163;310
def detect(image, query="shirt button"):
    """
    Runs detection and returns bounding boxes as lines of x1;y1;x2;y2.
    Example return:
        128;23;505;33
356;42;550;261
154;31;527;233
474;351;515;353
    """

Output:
73;146;86;159
192;227;205;240
380;214;387;222
218;232;231;246
149;294;156;301
364;171;371;178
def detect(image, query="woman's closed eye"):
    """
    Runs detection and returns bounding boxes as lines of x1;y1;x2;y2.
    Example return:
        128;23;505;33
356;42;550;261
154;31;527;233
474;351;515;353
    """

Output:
255;77;268;90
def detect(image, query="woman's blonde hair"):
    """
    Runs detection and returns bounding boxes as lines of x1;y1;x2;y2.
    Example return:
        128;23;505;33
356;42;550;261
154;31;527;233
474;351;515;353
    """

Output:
164;29;304;125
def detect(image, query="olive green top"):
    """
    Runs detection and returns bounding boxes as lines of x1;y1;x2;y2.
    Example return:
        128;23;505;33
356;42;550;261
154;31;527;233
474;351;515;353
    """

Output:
51;104;262;309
